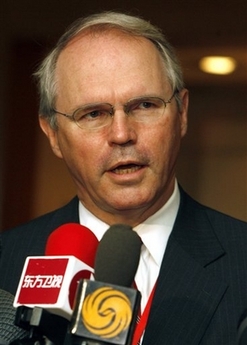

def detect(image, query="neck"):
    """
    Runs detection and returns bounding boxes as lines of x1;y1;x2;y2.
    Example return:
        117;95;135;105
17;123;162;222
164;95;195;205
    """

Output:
78;182;176;227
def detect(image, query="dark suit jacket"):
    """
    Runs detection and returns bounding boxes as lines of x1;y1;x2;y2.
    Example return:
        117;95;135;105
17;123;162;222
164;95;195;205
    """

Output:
0;189;247;344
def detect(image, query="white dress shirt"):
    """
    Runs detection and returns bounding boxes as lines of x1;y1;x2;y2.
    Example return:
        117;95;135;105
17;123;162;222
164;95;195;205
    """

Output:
79;181;180;313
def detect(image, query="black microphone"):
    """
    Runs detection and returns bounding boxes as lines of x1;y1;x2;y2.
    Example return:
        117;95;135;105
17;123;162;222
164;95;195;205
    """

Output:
68;224;142;345
0;289;29;345
237;310;247;344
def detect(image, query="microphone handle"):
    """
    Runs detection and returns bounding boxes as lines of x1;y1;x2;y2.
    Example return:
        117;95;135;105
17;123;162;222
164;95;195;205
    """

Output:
12;307;68;345
10;335;46;345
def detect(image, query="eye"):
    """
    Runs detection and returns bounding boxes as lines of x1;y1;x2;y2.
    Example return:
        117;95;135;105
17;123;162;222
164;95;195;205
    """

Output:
139;101;156;109
84;110;104;120
74;107;110;122
129;98;163;112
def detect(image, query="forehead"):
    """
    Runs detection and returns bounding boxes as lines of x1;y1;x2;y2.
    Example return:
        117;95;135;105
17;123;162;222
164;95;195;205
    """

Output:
59;29;164;62
55;29;170;103
62;28;161;58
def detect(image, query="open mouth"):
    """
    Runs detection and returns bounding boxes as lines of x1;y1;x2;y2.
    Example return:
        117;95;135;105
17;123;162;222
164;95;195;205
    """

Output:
111;164;143;175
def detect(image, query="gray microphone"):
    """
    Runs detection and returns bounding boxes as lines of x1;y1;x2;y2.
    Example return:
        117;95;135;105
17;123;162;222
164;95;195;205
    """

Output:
0;289;28;345
238;310;247;344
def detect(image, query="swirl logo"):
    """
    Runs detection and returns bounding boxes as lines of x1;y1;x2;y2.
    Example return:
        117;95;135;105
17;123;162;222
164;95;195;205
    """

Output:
82;286;132;338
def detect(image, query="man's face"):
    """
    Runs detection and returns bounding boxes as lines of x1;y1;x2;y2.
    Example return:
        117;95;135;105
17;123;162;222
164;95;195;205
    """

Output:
40;30;188;225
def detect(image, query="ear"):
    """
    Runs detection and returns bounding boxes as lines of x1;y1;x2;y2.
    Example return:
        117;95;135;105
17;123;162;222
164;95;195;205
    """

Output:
178;88;189;137
39;117;63;159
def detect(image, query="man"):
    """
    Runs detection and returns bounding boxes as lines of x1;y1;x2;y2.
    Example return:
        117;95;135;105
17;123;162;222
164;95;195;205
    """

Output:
0;11;246;345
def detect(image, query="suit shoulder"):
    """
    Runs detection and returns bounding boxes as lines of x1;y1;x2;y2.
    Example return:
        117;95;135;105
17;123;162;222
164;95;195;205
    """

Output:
181;188;246;227
1;196;79;240
203;206;247;249
179;188;247;240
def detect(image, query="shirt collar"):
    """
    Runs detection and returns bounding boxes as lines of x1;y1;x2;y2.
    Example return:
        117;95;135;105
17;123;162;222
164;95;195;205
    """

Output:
134;181;180;266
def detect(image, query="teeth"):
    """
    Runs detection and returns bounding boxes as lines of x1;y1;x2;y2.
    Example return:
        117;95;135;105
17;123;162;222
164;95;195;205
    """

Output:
113;165;140;174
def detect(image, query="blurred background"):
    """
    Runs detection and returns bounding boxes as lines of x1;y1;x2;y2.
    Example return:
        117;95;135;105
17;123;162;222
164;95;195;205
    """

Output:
1;0;246;231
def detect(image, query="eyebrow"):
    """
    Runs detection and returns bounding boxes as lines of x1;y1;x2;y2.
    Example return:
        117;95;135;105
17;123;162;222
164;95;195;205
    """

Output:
71;94;165;109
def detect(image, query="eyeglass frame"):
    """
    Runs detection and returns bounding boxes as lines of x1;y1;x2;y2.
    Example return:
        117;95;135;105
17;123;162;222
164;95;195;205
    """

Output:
52;91;178;130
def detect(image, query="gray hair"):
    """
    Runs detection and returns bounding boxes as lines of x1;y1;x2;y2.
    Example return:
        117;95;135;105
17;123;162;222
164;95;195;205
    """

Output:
35;11;185;129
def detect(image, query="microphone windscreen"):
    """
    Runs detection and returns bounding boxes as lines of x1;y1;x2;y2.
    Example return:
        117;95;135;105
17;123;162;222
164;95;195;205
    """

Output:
0;289;28;344
94;224;142;287
237;309;247;344
45;223;98;268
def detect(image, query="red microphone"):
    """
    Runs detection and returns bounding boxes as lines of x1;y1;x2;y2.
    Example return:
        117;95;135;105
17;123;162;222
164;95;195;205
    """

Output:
13;223;99;320
45;223;98;268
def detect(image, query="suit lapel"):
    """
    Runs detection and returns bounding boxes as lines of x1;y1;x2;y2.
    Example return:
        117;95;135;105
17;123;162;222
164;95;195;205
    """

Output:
142;190;228;345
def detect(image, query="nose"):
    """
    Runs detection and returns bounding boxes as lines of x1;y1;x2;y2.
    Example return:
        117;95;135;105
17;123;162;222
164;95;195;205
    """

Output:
107;109;137;146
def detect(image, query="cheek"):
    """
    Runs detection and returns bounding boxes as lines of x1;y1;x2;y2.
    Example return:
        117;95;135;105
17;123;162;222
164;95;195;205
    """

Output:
56;129;106;173
150;118;182;166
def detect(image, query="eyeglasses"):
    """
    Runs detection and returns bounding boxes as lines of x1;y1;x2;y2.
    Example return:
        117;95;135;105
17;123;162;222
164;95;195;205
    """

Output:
53;93;176;130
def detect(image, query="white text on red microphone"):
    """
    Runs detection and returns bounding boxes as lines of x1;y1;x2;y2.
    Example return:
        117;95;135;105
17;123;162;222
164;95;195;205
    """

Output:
22;275;63;288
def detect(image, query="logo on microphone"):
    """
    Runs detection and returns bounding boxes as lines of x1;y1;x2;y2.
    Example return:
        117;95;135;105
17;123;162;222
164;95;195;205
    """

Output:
22;274;63;288
82;286;132;338
70;280;141;344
